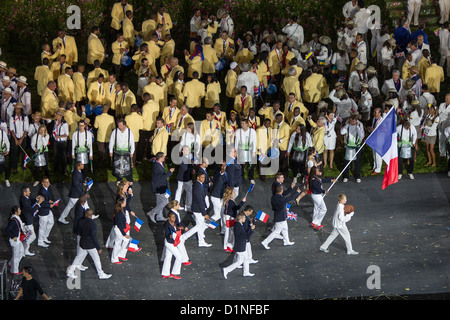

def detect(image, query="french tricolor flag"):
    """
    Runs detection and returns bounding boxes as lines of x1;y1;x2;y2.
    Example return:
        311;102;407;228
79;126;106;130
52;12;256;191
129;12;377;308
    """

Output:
53;199;60;207
134;217;143;232
366;107;398;190
128;239;140;252
256;210;269;223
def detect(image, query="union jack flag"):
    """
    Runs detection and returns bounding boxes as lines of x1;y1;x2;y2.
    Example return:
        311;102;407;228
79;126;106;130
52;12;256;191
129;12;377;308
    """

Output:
287;211;297;221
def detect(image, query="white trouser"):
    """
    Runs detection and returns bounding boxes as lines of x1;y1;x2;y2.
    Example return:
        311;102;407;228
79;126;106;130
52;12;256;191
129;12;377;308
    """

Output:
440;0;450;24
439;54;450;77
210;196;223;221
9;238;25;274
233;187;239;200
262;220;290;246
407;0;422;26
38;213;54;244
68;247;106;276
438;124;447;157
373;150;382;173
175;181;192;210
223;215;235;250
161;226;198;262
246;242;253;261
320;226;353;253
105;227;115;248
148;193;168;220
23;224;36;253
111;227;130;262
311;194;327;226
60;198;89;221
161;240;183;276
192;212;209;246
224;251;250;276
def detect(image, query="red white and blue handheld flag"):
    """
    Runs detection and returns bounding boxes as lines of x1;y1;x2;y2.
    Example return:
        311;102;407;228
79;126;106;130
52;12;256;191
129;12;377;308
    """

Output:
207;220;219;229
23;154;31;168
128;239;140;252
134;217;143;232
287;211;298;221
53;199;60;207
365;107;398;189
256;210;269;223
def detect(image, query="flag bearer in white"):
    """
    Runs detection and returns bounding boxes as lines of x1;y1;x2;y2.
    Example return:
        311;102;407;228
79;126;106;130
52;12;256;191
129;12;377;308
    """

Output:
111;198;130;264
320;194;359;255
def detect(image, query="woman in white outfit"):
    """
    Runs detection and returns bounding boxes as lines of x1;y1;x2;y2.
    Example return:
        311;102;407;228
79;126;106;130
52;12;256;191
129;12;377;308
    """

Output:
323;110;337;170
7;206;26;275
409;100;423;160
110;198;130;264
30;125;50;186
320;194;358;255
179;122;201;163
423;105;440;167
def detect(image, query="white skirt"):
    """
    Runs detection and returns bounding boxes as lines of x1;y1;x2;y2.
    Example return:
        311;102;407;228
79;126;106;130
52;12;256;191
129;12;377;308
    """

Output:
324;133;337;151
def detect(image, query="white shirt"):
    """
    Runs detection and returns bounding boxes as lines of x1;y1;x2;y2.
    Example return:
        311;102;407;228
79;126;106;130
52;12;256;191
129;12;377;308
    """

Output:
287;131;312;153
1;97;15;125
354;8;371;34
282;23;304;46
109;128;135;154
397;124;417;146
190;16;201;34
9;114;29;139
0;129;10;152
179;131;201;156
220;15;234;37
438;102;450;126
17;86;32;115
53;120;69;142
424;115;439;137
342;1;359;19
359;90;373;113
236;71;259;98
72;129;93;156
357;40;367;64
31;133;50;153
409;109;423;127
331;52;349;71
234;127;257;154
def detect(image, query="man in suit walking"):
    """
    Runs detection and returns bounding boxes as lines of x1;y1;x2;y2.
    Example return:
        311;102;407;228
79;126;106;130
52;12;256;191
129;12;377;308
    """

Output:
147;152;175;223
226;147;242;200
58;161;89;225
19;186;44;256
191;171;211;247
37;177;57;248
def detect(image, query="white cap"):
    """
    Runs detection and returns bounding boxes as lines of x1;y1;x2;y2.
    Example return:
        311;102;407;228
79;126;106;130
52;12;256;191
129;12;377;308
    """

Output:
230;62;238;70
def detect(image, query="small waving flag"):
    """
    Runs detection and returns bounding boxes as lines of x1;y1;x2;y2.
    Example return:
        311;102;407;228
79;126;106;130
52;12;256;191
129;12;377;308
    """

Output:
434;28;440;36
244;183;255;197
86;179;94;191
170;229;182;246
23;154;31;168
287;211;298;221
128;239;140;252
256;210;269;223
124;223;131;234
207;220;219;229
53;199;60;207
164;188;171;199
134;217;144;232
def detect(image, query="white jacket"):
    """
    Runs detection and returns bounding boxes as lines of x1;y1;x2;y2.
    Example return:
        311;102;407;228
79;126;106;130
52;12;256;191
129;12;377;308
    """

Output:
282;23;304;46
332;203;354;229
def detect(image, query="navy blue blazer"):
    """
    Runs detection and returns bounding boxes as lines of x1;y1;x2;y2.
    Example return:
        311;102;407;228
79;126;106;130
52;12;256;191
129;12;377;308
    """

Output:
243;215;254;243
73;202;86;235
6;217;21;239
113;210;128;236
151;161;173;194
177;157;193;182
78;217;101;250
164;221;178;244
271;191;300;223
68;170;85;199
37;186;52;216
310;177;331;195
197;166;210;191
233;221;252;253
191;180;207;215
224;199;245;218
19;195;38;226
271;181;293;196
226;160;242;188
211;170;228;199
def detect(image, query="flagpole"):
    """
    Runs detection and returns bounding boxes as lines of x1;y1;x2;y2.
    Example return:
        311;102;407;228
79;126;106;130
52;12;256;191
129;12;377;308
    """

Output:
322;107;396;198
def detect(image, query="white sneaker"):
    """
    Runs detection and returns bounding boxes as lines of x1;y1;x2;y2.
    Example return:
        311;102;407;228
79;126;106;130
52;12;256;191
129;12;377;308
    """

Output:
319;247;329;253
25;251;35;256
356;179;361;183
38;242;49;248
5;180;10;187
243;273;255;277
77;265;88;271
92;214;99;219
43;239;52;244
409;174;414;180
58;218;69;225
347;251;359;255
33;180;39;187
261;241;270;250
448;171;450;177
99;273;112;280
223;268;228;280
199;243;212;248
343;178;348;183
249;259;258;264
284;241;295;246
250;179;256;185
398;174;402;180
293;177;297;184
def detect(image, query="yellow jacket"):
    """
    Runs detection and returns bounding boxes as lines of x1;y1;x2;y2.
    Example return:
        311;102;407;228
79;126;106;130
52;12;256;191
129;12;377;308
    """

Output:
185;54;203;79
115;90;136;117
233;94;253;116
142;19;157;41
225;121;238;145
147;41;161;75
401;60;412;80
104;82;118;109
125;112;144;142
111;2;133;30
152;127;169;156
175;113;195;131
40;88;59;119
132;50;153;75
34;66;53;97
248;116;261;130
257;61;270;88
87;81;107;106
225;69;238;98
142;100;160;131
201;119;221;147
87;33;105;65
288;115;306;136
87;68;109;89
282;76;302;102
281;65;303;79
256;126;273;155
258;106;274;122
160;39;175;66
72;72;86;102
273;121;290;151
41;50;60;65
270;110;285;128
157;12;173;35
285;100;308;122
349;57;360;74
268;49;282;75
162;106;180;134
214;37;235;61
202;44;219;74
111;40;129;65
94;113;115;143
123;17;137;48
213;111;227;133
57;74;75;102
233;48;254;64
304;73;326;103
51;62;71;81
143;82;165;109
183;79;205;108
424;64;444;93
160;64;172;81
166;65;184;95
173;80;185;107
205;82;221;109
52;35;78;65
308;118;325;154
64;109;85;140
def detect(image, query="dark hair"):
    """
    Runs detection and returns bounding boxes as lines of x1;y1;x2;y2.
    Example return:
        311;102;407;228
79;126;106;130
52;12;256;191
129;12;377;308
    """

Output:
243;205;254;212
